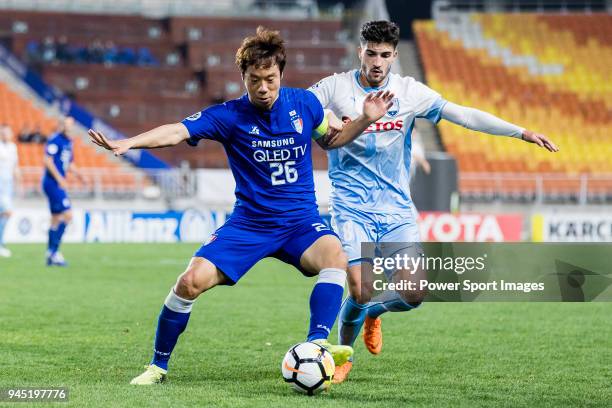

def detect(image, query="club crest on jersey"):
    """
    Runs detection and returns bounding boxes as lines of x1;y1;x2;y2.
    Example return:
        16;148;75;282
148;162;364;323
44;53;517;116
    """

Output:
204;234;217;245
186;112;202;121
386;98;400;117
289;110;303;134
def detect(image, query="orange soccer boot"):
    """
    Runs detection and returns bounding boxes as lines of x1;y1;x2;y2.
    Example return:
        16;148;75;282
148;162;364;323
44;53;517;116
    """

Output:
332;361;353;384
363;316;382;354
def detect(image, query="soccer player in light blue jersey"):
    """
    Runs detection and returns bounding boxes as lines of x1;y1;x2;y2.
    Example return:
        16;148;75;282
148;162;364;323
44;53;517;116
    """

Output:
310;20;559;382
88;27;394;385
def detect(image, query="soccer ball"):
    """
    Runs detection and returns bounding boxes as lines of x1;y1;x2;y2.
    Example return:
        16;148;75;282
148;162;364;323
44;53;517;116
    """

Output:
281;342;335;395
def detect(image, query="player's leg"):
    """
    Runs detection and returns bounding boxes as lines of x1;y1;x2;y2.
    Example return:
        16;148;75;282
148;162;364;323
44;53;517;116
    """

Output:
332;215;376;350
133;217;276;385
0;182;14;257
44;186;72;265
362;219;426;354
0;210;10;257
132;256;227;385
298;233;354;366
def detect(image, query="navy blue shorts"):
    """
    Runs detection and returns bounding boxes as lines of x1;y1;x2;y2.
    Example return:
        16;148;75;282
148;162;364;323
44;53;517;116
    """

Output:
42;183;71;215
194;213;338;284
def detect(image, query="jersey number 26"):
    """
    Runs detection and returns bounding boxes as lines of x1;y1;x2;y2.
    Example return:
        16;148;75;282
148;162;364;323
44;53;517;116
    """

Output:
270;161;298;185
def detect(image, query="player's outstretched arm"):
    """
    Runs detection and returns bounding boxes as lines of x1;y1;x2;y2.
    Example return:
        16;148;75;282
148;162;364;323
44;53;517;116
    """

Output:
318;90;394;150
88;123;189;156
441;101;559;152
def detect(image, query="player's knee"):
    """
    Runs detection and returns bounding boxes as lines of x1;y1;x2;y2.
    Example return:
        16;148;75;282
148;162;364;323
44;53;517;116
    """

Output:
176;273;199;299
63;212;73;224
176;270;206;300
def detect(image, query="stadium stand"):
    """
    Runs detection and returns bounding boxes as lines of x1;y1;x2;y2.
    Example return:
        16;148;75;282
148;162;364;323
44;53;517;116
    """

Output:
414;13;612;203
0;72;141;197
1;10;347;168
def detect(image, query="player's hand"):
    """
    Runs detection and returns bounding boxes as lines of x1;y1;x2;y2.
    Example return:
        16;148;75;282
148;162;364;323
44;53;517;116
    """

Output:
58;178;69;190
88;129;132;156
323;111;345;146
362;90;395;123
421;159;431;174
522;130;559;152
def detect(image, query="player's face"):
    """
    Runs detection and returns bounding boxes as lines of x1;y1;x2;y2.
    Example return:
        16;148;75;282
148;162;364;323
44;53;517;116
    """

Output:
59;117;75;139
358;42;397;87
243;64;282;110
3;127;13;142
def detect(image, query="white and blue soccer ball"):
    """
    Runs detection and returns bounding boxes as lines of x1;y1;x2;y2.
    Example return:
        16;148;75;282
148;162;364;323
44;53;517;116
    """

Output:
281;342;335;395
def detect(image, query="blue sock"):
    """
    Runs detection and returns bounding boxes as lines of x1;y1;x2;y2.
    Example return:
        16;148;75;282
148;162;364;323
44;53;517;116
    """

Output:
151;290;194;371
48;225;59;253
0;216;8;247
55;222;67;252
367;293;420;319
338;296;368;348
306;268;346;342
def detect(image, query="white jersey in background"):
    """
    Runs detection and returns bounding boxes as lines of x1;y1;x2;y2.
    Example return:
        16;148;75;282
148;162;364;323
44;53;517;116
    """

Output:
310;70;444;217
0;140;18;178
0;139;18;212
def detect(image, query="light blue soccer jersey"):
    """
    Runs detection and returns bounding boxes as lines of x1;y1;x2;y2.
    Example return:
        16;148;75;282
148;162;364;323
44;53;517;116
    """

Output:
310;70;446;218
310;70;446;261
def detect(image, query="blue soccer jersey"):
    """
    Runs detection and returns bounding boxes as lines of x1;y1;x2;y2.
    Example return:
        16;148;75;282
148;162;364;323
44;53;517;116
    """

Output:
182;87;325;220
42;132;73;188
42;132;73;214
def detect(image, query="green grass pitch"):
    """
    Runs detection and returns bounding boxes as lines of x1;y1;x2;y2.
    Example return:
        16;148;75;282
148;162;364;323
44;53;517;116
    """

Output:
1;244;610;407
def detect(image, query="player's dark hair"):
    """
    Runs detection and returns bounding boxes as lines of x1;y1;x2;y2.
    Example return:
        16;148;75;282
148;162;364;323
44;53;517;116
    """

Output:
236;26;286;75
360;20;400;48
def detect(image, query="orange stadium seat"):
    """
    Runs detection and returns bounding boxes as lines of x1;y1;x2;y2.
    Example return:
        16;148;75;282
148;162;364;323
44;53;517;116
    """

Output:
0;78;140;194
414;13;612;200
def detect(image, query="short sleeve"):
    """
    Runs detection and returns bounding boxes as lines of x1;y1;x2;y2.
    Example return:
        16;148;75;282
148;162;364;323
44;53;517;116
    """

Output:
181;104;232;146
308;74;336;109
412;81;447;124
303;90;326;139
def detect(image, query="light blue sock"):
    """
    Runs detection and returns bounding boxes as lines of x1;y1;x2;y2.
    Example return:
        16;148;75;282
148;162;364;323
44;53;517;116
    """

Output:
0;216;8;247
338;296;368;349
367;293;420;319
151;290;194;371
306;268;346;342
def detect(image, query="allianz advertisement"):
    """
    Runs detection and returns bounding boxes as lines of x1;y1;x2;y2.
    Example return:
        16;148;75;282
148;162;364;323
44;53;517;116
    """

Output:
4;209;227;243
5;209;523;243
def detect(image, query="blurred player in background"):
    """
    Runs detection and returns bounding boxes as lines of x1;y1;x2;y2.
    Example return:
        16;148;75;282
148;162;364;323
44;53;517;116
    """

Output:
0;124;19;258
88;27;394;385
310;20;559;383
42;116;85;266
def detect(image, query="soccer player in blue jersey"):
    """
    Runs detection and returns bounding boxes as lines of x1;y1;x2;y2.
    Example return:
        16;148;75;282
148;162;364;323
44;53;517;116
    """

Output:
88;27;394;385
310;20;559;382
42;117;85;266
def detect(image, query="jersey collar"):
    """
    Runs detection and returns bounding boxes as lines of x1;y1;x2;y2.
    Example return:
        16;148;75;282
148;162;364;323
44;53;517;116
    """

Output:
354;70;390;93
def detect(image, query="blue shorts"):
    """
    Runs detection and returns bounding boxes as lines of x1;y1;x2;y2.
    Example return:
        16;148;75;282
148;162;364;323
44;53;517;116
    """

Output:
194;213;338;284
42;182;71;215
